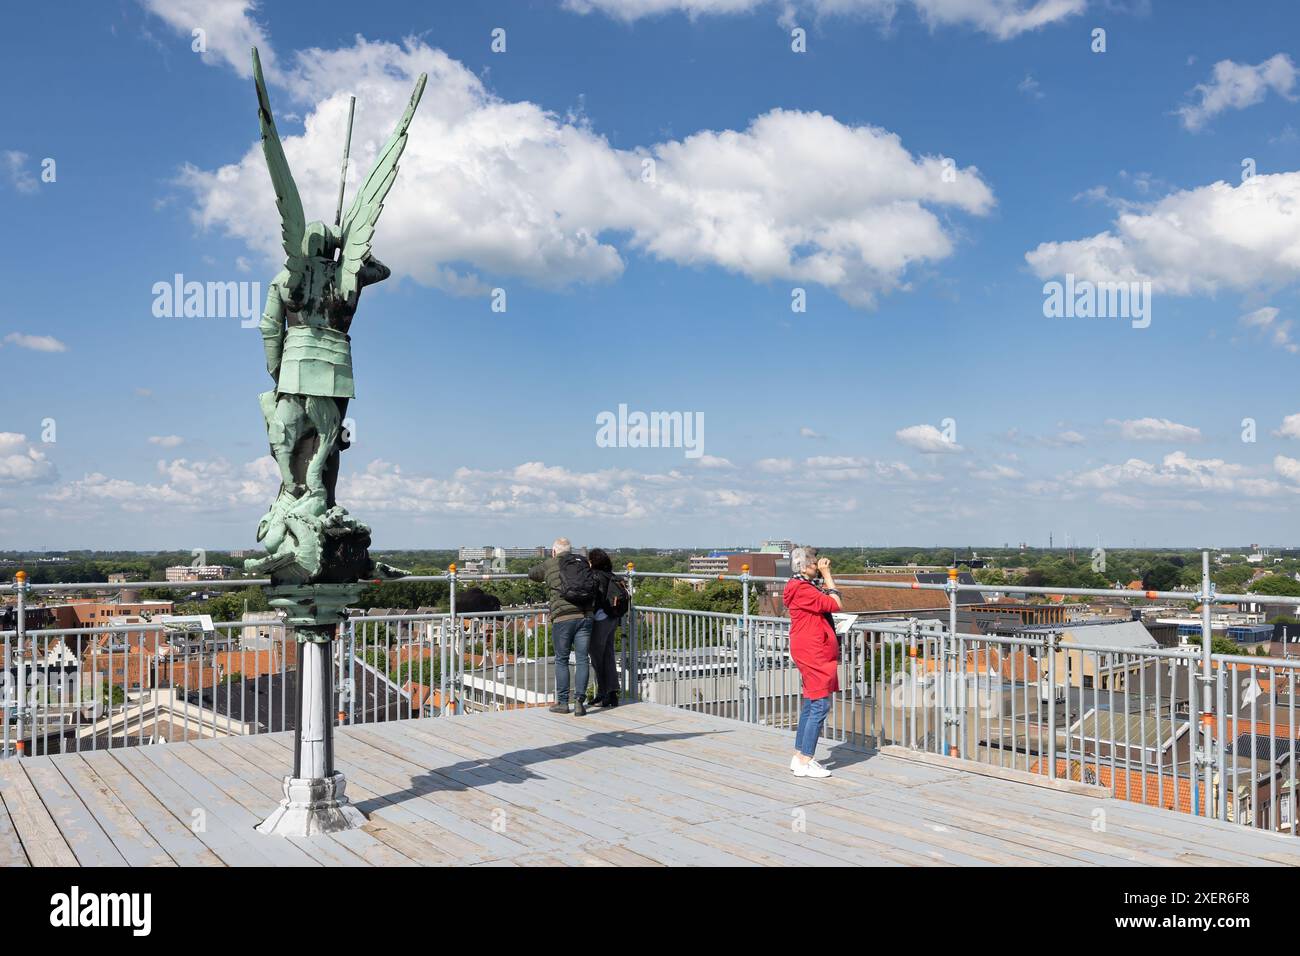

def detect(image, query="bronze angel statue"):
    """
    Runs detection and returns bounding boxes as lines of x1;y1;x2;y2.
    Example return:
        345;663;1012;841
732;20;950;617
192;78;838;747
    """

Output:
245;47;424;584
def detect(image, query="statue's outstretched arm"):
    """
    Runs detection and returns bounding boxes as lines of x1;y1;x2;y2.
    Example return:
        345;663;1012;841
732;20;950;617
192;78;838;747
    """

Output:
260;280;286;382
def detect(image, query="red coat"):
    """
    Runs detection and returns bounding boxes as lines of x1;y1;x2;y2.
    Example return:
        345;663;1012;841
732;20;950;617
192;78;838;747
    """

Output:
783;577;840;700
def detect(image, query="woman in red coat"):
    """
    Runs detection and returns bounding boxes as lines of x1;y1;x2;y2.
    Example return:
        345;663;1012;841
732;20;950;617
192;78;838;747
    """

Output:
783;546;843;778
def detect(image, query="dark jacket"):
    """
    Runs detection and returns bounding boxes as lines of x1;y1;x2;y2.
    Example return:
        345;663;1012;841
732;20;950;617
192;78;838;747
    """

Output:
528;554;593;623
591;568;627;619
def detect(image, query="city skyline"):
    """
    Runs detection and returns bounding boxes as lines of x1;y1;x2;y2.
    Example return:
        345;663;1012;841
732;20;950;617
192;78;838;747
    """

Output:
3;0;1300;549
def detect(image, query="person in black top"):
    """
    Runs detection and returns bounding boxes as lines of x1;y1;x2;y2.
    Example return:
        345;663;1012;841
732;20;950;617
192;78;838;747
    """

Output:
586;548;626;708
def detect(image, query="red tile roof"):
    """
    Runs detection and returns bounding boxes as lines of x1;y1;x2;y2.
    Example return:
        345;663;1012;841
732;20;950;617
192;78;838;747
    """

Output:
1030;757;1211;815
834;575;951;614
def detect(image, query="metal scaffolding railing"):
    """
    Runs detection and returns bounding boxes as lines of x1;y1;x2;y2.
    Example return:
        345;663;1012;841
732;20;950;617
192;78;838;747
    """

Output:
3;556;1297;836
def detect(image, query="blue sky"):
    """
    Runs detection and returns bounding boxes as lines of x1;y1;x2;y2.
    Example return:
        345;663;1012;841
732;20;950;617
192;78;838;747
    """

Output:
2;0;1300;551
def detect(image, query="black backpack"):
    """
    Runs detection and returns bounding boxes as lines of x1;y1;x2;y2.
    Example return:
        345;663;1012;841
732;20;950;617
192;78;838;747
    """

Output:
601;574;630;619
558;553;598;606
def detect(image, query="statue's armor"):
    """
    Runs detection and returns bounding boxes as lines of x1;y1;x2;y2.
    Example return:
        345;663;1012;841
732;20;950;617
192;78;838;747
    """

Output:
265;261;360;400
279;322;354;399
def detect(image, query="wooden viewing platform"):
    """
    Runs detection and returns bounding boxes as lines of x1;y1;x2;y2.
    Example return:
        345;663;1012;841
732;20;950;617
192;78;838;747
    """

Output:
1;702;1297;867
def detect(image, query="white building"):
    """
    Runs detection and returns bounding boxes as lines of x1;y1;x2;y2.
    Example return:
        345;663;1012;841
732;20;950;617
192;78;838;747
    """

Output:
165;564;235;582
458;545;547;562
688;553;732;575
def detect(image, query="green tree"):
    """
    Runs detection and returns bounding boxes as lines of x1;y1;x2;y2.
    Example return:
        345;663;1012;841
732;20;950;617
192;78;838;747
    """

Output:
1142;562;1181;593
1186;634;1241;656
394;657;440;687
1248;574;1300;597
176;586;269;621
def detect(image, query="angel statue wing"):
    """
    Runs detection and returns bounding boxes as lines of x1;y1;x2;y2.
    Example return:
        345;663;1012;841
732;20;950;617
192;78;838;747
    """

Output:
337;72;428;303
251;47;306;291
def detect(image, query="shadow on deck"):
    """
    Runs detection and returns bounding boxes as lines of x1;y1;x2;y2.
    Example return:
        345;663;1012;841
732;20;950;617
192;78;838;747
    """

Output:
1;702;1297;867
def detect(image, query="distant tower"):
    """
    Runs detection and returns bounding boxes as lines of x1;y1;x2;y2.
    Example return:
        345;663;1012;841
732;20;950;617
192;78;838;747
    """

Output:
1049;533;1053;550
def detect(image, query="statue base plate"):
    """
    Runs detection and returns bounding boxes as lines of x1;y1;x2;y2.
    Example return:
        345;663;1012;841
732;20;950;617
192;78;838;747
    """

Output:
255;772;366;837
265;582;368;641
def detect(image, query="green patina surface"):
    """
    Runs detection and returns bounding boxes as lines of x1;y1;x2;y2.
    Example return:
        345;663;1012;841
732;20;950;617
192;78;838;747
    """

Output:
243;46;424;594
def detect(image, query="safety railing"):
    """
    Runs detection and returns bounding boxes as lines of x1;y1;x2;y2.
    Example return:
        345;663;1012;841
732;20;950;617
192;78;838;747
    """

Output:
3;557;1298;835
0;618;297;756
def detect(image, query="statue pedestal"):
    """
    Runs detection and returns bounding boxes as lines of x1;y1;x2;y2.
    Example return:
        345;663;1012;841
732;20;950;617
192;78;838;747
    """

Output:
255;772;366;837
256;583;368;838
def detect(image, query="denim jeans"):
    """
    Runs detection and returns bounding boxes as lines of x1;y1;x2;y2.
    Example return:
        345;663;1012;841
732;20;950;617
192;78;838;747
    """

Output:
553;617;593;705
794;695;831;757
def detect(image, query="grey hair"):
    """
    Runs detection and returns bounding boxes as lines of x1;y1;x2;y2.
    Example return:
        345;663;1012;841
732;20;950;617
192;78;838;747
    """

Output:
552;537;572;556
790;546;818;575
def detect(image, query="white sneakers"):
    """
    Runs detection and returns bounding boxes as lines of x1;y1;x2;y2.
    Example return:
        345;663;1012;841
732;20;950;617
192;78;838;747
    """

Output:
790;755;831;778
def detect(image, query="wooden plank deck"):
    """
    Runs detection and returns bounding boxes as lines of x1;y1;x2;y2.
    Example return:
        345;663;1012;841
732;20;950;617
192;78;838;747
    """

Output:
1;702;1297;867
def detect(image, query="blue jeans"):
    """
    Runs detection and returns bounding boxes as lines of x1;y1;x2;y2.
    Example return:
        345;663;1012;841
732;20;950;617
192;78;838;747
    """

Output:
794;695;831;757
553;617;593;705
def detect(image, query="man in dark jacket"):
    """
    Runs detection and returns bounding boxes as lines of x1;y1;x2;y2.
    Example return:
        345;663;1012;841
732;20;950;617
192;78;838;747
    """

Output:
528;537;594;715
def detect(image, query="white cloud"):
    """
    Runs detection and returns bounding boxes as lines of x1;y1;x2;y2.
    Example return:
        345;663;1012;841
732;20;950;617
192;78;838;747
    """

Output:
1001;426;1085;447
0;433;56;484
2;333;67;353
44;456;279;513
1107;417;1201;442
564;0;778;18
695;455;734;468
802;455;927;482
896;423;962;453
36;451;913;528
138;0;278;79
1275;454;1300;483
148;435;185;448
1071;451;1282;497
755;457;795;473
1239;306;1299;354
1026;173;1300;296
711;489;748;507
343;459;746;521
969;462;1022;480
562;0;1085;39
799;426;825;439
3;151;38;194
162;29;992;308
1275;413;1300;439
1017;73;1044;100
1176;53;1298;132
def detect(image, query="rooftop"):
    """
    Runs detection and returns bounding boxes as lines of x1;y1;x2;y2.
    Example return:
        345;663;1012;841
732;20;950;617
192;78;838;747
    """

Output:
2;702;1296;867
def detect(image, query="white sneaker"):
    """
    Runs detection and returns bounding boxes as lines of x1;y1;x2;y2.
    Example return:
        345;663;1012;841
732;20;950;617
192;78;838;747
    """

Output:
792;758;831;778
790;755;802;772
